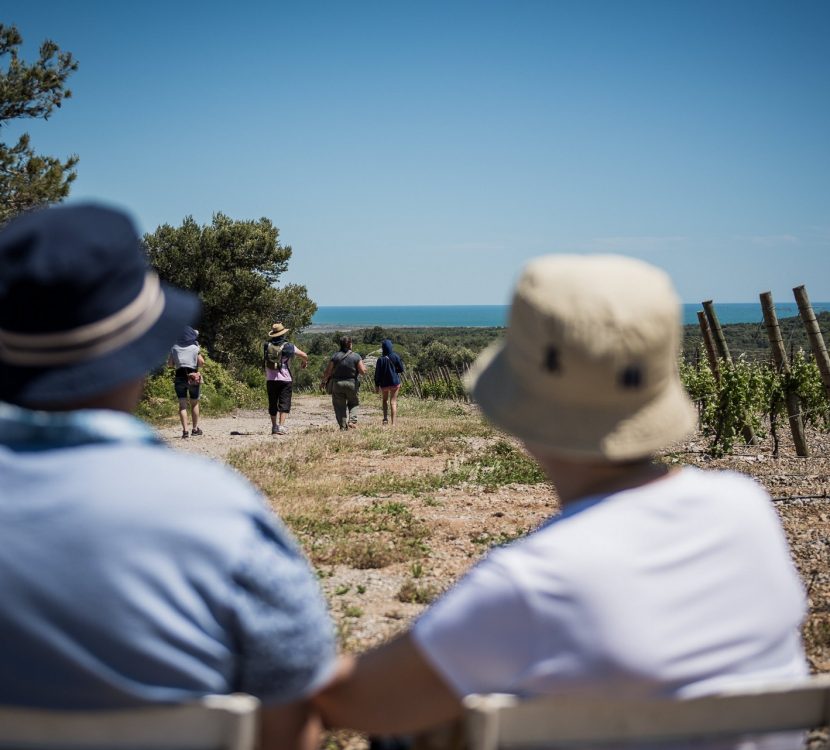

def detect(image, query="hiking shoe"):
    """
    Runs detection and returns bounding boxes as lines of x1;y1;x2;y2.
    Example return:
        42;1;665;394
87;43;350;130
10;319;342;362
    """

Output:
382;418;389;425
181;430;189;439
276;425;288;435
271;425;279;435
191;427;203;436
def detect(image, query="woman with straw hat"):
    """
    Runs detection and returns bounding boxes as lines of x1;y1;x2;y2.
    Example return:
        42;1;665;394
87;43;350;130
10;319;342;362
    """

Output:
263;322;308;435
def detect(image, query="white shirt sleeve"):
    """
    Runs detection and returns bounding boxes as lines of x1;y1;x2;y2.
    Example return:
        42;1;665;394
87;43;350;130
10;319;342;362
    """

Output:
411;555;540;697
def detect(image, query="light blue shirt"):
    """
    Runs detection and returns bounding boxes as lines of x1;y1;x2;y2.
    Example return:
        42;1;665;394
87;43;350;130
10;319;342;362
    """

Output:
0;403;336;709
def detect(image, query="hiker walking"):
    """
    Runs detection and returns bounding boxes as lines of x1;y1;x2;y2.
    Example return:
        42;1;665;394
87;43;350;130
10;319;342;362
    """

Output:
264;322;308;435
168;326;204;438
374;338;405;425
321;336;366;430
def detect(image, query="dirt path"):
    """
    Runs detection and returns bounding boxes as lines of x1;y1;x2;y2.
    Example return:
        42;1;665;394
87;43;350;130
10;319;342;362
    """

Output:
157;394;383;459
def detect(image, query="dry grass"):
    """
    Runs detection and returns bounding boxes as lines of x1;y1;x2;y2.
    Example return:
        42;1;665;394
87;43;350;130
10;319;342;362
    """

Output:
227;399;520;568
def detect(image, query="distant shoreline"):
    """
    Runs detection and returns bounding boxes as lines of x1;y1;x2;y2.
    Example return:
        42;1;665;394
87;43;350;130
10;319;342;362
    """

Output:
310;303;830;331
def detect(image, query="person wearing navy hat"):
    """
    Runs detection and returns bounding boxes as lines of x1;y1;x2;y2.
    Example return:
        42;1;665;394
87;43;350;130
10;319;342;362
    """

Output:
168;325;205;438
0;204;336;749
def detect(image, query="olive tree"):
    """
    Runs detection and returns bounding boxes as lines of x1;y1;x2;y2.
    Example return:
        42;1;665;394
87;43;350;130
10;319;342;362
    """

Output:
144;213;316;369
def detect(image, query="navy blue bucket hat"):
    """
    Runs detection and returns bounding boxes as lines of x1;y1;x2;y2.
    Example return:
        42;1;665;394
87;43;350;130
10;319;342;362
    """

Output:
0;203;200;406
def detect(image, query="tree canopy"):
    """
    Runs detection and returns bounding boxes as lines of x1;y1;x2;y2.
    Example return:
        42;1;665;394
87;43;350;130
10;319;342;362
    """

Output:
0;24;78;224
144;213;317;369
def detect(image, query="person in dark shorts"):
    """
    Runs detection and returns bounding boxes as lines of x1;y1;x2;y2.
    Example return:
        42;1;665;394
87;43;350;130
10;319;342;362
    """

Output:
168;326;204;438
320;336;366;430
263;322;308;435
374;338;405;425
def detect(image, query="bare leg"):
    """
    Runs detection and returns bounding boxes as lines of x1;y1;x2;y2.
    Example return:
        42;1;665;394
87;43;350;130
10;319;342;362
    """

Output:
278;412;287;426
191;400;200;431
178;398;189;432
389;386;399;425
381;390;389;423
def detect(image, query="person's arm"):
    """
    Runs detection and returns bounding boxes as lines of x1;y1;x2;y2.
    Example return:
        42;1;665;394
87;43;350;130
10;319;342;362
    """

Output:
230;503;338;748
260;701;321;750
312;632;461;735
294;347;309;369
167;353;175;368
356;356;367;376
197;353;205;367
320;359;335;389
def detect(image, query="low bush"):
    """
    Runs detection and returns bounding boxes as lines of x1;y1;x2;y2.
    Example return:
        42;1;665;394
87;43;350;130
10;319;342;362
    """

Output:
135;352;264;424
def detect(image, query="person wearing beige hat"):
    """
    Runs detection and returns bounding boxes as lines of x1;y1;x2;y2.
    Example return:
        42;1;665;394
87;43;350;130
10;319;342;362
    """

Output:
263;322;308;435
312;255;807;743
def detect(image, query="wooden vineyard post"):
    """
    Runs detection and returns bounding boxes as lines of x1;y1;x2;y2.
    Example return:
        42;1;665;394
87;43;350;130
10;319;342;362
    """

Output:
760;292;809;457
702;300;758;445
702;300;731;361
455;365;471;403
440;366;454;398
697;311;721;382
794;285;830;402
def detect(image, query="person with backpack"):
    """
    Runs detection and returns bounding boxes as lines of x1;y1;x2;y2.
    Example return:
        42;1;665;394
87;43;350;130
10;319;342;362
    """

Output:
320;336;366;430
374;338;405;426
168;325;205;438
264;322;308;435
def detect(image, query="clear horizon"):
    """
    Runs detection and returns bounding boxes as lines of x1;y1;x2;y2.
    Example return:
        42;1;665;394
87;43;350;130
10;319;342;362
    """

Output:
6;2;830;306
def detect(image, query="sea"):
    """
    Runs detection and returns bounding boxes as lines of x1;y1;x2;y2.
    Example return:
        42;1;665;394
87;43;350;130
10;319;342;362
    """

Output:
311;303;830;329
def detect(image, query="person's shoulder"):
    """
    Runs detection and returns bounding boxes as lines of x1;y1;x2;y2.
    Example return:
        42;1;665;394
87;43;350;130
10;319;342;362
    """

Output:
104;443;263;503
675;465;766;497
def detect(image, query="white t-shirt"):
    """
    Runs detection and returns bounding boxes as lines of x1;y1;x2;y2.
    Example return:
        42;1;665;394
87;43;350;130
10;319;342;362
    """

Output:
413;467;807;702
170;343;200;370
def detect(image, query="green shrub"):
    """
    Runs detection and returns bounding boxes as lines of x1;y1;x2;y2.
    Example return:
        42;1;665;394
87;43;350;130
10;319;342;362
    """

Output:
135;352;263;424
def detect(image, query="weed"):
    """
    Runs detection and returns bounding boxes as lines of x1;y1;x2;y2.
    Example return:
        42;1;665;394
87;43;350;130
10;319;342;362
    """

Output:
471;528;528;548
397;581;439;605
334;584;351;596
462;439;547;488
356;584;366;594
410;561;424;579
343;605;363;618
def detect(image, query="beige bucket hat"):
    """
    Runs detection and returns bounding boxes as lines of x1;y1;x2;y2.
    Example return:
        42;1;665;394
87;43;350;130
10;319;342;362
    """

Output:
268;322;290;338
465;255;696;460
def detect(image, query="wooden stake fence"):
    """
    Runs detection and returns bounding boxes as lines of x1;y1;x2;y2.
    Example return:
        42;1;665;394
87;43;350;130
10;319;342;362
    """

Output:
696;311;720;382
701;300;758;445
794;285;830;402
760;291;809;457
401;365;471;402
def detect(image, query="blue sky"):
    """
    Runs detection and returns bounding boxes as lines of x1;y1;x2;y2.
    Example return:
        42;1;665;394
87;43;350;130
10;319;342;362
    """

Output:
4;1;829;305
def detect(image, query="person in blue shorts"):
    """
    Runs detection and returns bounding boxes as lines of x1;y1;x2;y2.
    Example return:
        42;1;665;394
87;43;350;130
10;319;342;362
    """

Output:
374;338;405;425
0;204;336;750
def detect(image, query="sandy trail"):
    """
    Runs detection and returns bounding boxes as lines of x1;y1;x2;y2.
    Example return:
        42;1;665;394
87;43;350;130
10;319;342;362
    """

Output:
157;394;383;460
